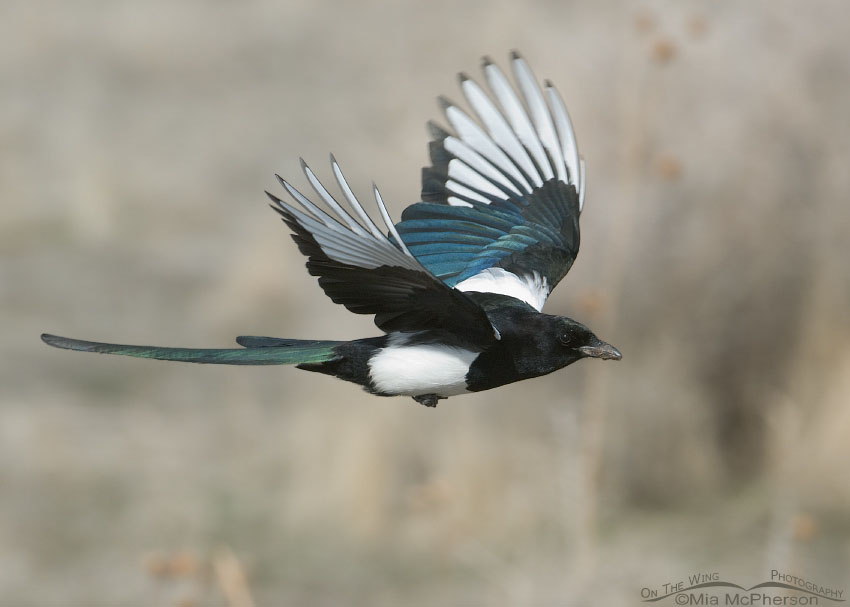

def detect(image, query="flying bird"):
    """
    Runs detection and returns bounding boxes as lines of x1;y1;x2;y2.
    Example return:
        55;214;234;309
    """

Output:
42;52;621;407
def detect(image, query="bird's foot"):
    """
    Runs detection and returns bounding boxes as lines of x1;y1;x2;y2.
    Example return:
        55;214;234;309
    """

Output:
413;393;441;407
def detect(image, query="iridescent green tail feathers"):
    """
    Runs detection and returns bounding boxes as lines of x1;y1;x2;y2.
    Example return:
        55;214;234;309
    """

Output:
41;334;343;365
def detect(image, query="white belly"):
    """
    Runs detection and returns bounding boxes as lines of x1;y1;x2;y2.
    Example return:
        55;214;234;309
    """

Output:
367;340;479;397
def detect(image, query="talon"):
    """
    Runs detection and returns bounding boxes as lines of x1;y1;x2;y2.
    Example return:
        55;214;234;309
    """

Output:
413;394;440;407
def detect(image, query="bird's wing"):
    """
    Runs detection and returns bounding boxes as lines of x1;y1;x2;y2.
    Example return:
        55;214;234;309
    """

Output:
267;158;500;349
396;52;584;312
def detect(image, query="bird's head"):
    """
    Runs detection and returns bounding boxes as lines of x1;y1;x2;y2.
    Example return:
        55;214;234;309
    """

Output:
554;317;622;362
501;312;622;380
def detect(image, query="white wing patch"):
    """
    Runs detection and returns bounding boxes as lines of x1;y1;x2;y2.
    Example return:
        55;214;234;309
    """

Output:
455;267;550;311
368;334;479;397
268;157;421;271
447;158;505;199
440;53;585;212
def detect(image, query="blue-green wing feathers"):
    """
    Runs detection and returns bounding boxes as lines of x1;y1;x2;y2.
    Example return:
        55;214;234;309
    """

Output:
398;53;585;305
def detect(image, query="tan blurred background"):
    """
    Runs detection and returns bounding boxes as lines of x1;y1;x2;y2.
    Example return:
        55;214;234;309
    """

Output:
3;0;850;604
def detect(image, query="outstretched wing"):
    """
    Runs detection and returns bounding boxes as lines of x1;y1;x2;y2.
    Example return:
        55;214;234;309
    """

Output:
267;158;500;349
396;51;584;312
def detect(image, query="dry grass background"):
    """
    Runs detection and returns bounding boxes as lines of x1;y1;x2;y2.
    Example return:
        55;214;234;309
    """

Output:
2;0;850;604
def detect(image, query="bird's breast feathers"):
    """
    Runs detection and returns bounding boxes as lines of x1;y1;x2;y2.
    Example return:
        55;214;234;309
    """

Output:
367;333;480;397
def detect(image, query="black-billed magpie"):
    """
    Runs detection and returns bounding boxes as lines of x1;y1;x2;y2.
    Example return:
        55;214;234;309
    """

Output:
42;52;621;407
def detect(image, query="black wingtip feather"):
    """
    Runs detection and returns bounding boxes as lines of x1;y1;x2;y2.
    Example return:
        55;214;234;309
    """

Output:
265;190;283;206
437;95;454;112
426;120;450;140
428;140;452;169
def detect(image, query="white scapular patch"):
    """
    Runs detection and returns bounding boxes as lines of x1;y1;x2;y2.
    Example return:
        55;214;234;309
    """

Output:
368;335;479;397
455;267;550;311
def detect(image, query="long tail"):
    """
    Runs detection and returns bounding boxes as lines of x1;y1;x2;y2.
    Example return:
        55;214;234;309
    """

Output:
41;334;344;365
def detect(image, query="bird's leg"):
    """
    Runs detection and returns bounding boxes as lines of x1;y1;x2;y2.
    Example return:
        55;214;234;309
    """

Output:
413;393;441;407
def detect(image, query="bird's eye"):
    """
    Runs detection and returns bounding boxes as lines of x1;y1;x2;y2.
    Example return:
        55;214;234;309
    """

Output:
557;332;574;347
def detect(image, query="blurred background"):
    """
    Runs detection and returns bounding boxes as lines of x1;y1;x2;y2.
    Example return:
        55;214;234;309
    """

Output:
3;0;849;604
